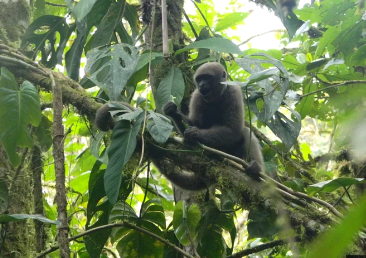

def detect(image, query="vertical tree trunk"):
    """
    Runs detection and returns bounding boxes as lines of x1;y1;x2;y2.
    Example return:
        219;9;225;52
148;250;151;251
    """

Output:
0;1;34;257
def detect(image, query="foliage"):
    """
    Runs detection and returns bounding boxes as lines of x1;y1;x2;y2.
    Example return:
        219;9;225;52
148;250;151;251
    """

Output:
2;0;366;257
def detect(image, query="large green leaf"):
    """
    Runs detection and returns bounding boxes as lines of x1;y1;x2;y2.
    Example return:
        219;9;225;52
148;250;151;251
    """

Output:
65;20;88;80
175;37;243;55
147;111;173;144
85;165;113;258
307;178;365;196
0;214;60;225
21;15;69;68
104;111;144;204
197;225;226;258
214;12;249;32
34;115;53;152
85;43;139;101
266;108;301;151
109;200;165;258
156;66;185;111
247;209;279;238
173;201;201;246
72;0;98;21
0;68;41;166
91;0;126;48
308;193;366;258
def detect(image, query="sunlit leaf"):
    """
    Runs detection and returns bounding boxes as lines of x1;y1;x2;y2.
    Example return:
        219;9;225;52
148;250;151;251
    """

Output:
307;178;365;196
176;37;243;55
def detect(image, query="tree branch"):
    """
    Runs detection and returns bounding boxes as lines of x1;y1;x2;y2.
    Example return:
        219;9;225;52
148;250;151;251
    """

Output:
35;222;195;258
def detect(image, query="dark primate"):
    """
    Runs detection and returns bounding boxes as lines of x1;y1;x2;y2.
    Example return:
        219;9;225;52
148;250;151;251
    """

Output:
94;62;264;190
163;62;264;182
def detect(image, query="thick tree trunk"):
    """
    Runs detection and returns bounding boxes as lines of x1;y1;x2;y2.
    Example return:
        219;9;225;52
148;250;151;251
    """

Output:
0;1;35;257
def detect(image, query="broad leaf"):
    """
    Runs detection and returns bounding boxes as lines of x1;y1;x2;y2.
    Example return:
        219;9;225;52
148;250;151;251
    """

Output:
147;111;173;144
85;166;114;258
156;67;185;111
104;112;144;204
307;178;365;196
173;201;201;246
65;19;88;80
91;0;126;48
85;43;139;101
248;209;278;238
176;37;243;55
266;109;301;151
215;12;249;31
34;115;53;152
308;193;366;258
0;214;60;225
0;68;41;166
110;201;165;258
21;15;69;68
72;0;98;21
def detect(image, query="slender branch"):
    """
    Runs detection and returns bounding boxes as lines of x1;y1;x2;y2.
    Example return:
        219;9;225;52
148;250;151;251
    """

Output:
183;9;199;39
51;71;70;257
301;80;366;98
45;1;67;7
238;29;286;46
190;0;214;35
172;136;343;219
161;0;169;56
227;237;301;258
35;222;195;258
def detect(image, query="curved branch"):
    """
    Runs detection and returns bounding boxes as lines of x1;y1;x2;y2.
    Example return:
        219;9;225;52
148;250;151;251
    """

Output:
35;222;195;258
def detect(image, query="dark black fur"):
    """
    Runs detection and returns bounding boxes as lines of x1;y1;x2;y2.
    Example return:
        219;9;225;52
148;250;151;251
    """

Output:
163;62;264;184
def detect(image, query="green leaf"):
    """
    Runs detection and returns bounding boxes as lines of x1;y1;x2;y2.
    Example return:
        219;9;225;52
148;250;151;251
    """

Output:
72;0;98;21
85;167;113;258
246;68;279;85
266;108;301;151
141;199;166;230
104;112;144;204
85;43;139;101
91;0;126;48
90;131;108;164
65;20;88;80
0;214;60;225
156;67;185;111
147;111;173;144
34;115;53;152
0;68;41;166
197;225;226;258
351;44;366;66
175;37;243;56
0;181;8;214
315;26;340;58
173;201;201;246
21;15;69;68
248;209;278;238
214;12;249;31
295;81;317;119
307;178;365;196
308;193;366;258
110;201;164;258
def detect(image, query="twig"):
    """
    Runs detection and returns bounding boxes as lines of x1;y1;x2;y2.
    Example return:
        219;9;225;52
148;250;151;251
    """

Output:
35;222;195;258
239;29;286;46
301;80;366;98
